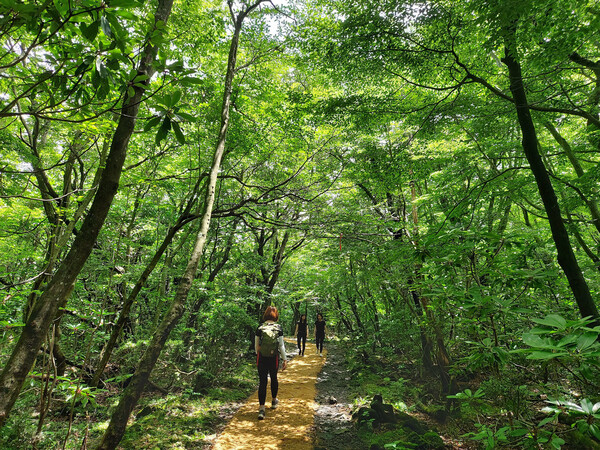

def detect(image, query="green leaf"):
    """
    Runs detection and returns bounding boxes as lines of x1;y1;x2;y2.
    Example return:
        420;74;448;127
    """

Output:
80;20;99;42
180;76;205;85
556;334;578;347
97;79;109;100
101;15;112;38
538;414;558;427
508;428;529;437
590;424;600;440
172;121;185;145
166;60;184;72
581;398;594;415
0;321;25;328
143;115;161;132
91;70;101;88
531;314;567;330
106;57;120;71
105;12;125;37
171;90;182;107
526;351;567;360
74;61;91;76
155;117;171;144
150;29;165;45
95;57;108;79
576;332;598;351
52;0;69;16
108;0;140;7
174;111;197;122
112;9;135;19
133;74;149;83
522;333;551;348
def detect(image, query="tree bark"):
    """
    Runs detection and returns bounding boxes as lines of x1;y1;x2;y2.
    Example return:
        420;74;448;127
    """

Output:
183;220;237;343
409;288;434;371
95;3;266;447
0;1;174;427
502;32;599;322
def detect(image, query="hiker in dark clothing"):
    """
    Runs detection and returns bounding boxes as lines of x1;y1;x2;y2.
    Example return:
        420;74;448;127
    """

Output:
294;314;309;356
314;313;327;356
255;305;287;420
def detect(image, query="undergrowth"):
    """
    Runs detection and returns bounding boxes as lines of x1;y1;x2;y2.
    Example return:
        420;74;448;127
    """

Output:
0;361;257;449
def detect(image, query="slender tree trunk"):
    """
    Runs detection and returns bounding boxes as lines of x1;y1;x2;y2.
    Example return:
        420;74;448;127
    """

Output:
95;4;266;447
0;2;173;427
346;294;364;332
408;284;434;372
23;131;86;322
335;295;354;332
89;202;197;387
266;230;290;293
502;32;599;322
544;121;600;235
183;221;237;343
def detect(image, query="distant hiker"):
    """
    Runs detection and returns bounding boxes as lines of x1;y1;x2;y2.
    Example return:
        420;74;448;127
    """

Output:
314;313;327;356
294;314;309;356
255;305;287;420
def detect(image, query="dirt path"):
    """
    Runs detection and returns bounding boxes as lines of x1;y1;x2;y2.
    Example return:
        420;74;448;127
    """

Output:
212;342;327;449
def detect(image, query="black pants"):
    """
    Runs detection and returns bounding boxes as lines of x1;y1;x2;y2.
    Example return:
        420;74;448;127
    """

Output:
316;334;325;352
257;354;278;405
297;334;306;354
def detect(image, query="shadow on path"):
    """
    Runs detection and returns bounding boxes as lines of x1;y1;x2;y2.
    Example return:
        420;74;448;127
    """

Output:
212;341;326;449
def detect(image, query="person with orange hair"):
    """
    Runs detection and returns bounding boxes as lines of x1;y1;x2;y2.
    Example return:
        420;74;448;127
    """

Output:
255;305;287;420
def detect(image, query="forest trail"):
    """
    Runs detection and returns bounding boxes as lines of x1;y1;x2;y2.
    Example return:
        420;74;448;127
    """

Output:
212;342;326;449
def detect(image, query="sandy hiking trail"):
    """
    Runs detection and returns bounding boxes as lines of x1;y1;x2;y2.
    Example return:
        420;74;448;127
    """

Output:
212;342;326;449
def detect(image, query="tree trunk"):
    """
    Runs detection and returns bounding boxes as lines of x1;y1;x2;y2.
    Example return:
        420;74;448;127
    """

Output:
266;230;290;294
0;2;173;426
408;284;434;372
502;32;599;322
335;296;354;332
543;121;600;235
89;201;198;387
95;3;266;447
183;220;237;343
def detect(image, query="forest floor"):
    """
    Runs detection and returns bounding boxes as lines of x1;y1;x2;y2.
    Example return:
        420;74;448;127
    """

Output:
312;340;371;450
208;340;470;449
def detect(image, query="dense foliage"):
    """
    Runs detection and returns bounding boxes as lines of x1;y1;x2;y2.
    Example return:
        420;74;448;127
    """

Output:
0;0;599;448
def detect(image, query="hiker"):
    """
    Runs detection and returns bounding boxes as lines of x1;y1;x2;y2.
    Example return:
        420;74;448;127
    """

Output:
294;314;309;356
255;305;287;420
314;313;327;356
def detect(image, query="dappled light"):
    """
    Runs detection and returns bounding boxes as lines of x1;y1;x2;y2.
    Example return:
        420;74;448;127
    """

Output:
213;349;327;449
1;0;600;448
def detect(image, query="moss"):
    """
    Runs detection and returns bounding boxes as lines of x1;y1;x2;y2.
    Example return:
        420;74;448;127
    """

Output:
565;429;600;450
358;427;416;448
422;431;445;449
357;423;445;450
